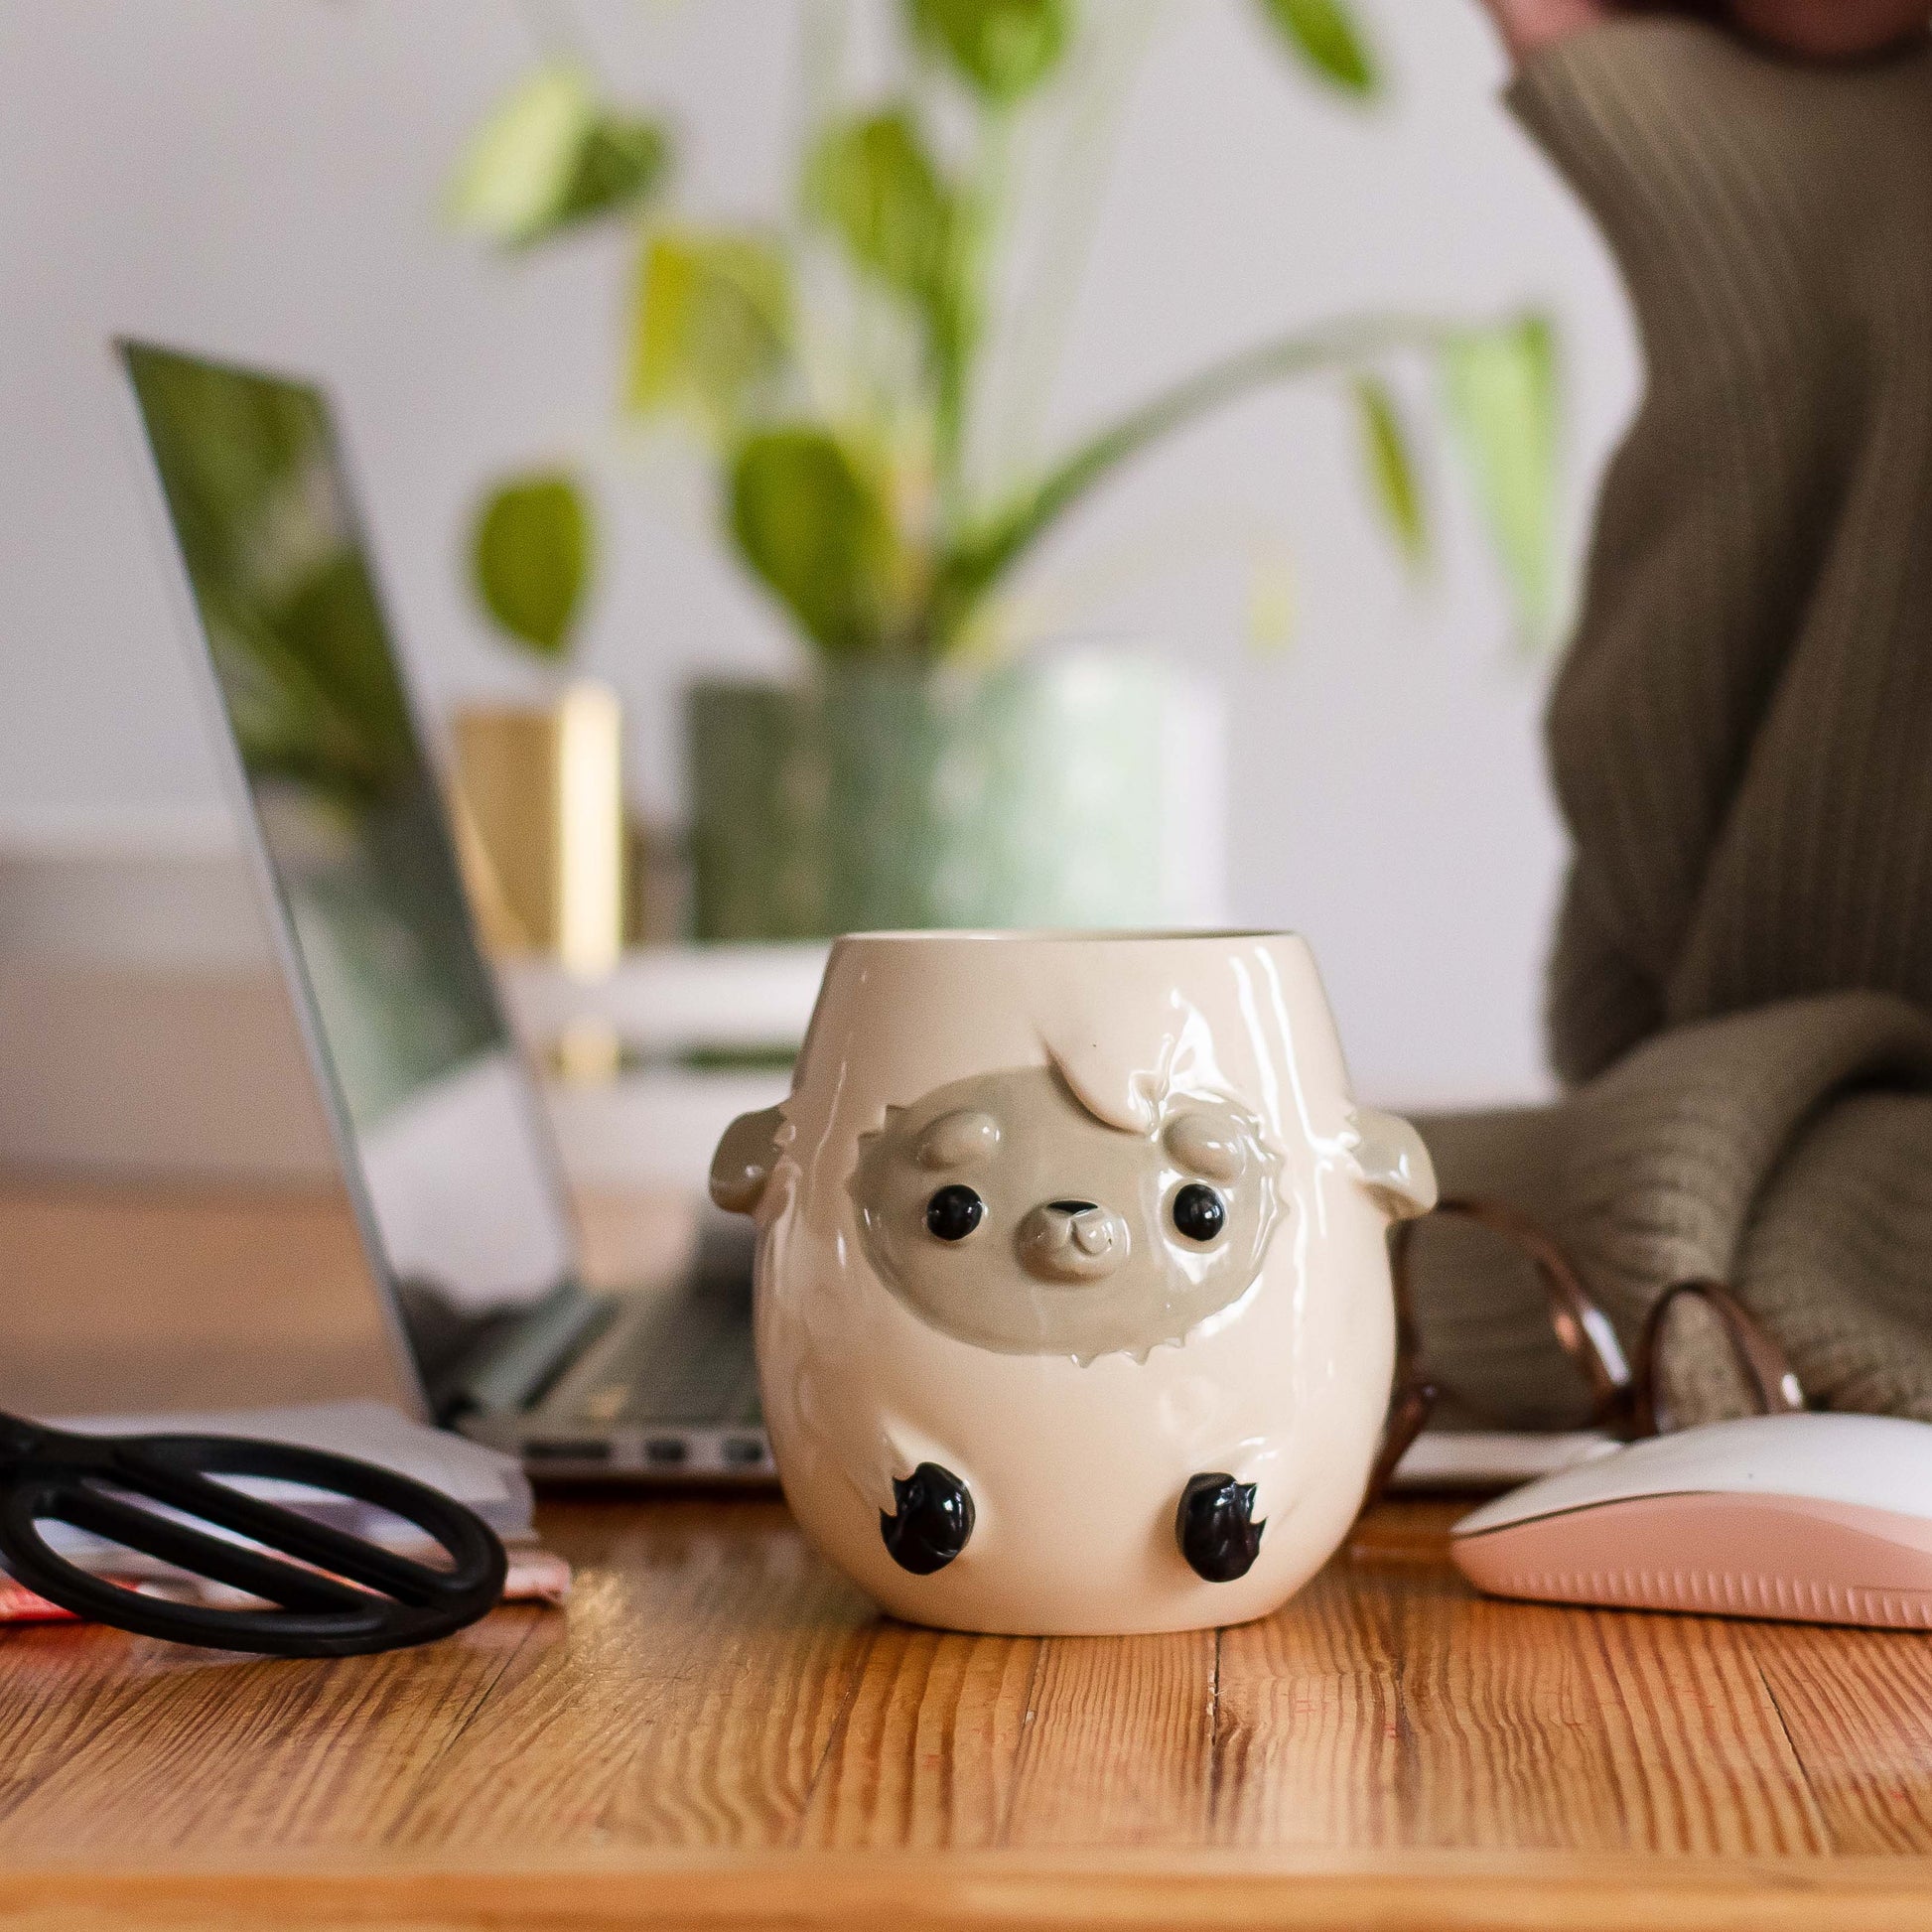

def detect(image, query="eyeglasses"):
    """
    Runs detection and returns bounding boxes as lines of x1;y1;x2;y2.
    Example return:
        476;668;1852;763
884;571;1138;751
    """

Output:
1367;1196;1806;1506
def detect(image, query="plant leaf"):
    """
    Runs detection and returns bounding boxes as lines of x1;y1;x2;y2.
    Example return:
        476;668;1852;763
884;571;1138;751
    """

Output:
909;0;1071;105
626;228;792;433
1441;315;1561;645
553;115;669;230
934;313;1433;642
728;428;894;655
808;108;953;311
1255;0;1379;97
447;65;668;247
1249;547;1297;653
809;106;980;479
447;67;593;243
470;472;592;658
1353;375;1427;570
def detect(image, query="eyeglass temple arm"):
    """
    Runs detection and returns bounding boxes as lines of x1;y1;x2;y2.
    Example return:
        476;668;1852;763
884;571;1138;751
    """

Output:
1432;1197;1633;1422
1371;1192;1645;1509
1387;1196;1633;1439
1381;1202;1807;1471
1361;1217;1441;1511
1630;1277;1805;1438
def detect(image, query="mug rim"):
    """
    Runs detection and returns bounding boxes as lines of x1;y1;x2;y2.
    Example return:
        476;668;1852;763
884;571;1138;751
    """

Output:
835;927;1298;945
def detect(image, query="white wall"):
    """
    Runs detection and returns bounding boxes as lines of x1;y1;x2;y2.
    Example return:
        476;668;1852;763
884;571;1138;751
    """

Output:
0;0;1638;1105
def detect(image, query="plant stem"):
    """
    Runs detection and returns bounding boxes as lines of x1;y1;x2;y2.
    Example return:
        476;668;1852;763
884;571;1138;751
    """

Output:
929;310;1457;645
981;0;1164;495
935;103;1014;523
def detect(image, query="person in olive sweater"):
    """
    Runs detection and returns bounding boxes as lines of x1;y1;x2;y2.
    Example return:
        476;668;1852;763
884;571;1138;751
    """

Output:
1406;0;1932;1428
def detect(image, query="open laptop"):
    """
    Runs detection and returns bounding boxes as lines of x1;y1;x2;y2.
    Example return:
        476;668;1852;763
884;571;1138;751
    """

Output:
119;341;767;1482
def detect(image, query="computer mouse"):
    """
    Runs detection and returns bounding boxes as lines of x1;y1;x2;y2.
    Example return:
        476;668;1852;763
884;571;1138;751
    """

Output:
1450;1411;1932;1628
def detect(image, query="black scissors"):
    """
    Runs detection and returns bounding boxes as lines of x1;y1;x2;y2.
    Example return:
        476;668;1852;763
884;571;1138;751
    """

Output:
0;1410;506;1657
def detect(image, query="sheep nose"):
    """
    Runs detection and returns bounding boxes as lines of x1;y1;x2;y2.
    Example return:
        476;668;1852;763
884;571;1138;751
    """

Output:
1017;1199;1131;1283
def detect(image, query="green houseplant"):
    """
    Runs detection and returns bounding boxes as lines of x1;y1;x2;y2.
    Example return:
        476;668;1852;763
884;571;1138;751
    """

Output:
452;0;1558;937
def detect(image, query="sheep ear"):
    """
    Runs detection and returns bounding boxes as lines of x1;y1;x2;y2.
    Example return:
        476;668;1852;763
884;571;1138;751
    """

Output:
1344;1108;1437;1221
711;1105;785;1215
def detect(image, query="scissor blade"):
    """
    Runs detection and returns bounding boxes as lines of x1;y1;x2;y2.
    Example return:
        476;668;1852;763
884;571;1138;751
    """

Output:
110;1457;456;1608
48;1484;374;1615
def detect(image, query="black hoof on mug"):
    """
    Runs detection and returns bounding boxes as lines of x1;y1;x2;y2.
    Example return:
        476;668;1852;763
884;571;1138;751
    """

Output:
1176;1472;1264;1583
881;1462;975;1576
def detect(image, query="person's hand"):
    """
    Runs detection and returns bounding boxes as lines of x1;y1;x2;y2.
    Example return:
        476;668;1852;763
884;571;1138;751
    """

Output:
1477;0;1614;61
1729;0;1932;56
1477;0;1932;62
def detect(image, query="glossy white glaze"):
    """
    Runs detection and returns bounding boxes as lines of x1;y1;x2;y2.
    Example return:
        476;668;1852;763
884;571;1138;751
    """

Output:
724;930;1435;1636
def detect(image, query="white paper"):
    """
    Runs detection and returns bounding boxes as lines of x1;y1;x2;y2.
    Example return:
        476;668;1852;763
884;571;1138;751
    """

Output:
37;1399;533;1568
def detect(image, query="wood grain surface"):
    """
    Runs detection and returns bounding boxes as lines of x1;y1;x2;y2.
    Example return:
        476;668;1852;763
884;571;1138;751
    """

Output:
5;1183;1932;1929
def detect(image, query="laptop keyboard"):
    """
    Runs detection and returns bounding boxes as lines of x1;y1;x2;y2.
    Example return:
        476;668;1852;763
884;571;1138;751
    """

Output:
567;1291;760;1428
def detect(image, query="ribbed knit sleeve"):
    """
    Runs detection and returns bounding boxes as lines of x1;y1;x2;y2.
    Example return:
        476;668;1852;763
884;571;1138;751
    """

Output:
1405;26;1932;1431
1503;23;1932;1086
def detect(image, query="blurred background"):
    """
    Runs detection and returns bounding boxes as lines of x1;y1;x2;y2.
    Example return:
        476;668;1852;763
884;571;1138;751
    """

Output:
0;0;1638;1200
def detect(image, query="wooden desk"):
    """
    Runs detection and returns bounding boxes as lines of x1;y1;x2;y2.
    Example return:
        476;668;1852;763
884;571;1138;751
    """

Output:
4;1182;1932;1930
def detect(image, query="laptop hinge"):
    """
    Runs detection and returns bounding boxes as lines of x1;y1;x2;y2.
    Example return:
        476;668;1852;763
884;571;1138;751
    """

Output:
438;1283;614;1424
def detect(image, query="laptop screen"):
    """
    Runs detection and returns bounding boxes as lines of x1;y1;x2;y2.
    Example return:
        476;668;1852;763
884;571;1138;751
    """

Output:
122;343;578;1327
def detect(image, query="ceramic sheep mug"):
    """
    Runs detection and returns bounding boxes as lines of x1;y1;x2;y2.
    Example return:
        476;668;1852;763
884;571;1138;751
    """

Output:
709;930;1436;1635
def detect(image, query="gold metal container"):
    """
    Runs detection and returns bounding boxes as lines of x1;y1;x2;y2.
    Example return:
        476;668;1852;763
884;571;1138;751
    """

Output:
450;679;624;978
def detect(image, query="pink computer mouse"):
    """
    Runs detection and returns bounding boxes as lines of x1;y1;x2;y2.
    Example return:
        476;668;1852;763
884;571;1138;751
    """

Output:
1450;1412;1932;1628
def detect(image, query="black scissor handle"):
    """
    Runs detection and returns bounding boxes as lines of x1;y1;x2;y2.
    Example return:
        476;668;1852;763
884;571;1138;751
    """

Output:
0;1417;507;1657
